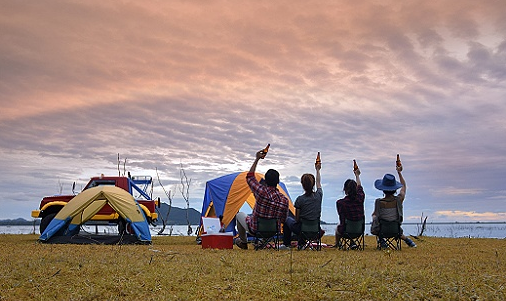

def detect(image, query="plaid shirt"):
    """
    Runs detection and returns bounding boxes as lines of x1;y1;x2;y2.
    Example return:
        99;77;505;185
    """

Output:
245;172;289;233
336;185;365;234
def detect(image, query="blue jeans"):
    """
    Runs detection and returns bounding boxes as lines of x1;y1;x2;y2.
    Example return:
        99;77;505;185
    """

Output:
283;216;301;246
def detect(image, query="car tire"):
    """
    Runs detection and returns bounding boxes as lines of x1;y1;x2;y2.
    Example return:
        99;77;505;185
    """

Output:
40;213;57;233
118;218;132;235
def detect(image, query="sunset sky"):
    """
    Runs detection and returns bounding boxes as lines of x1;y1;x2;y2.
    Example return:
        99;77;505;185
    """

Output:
1;1;505;224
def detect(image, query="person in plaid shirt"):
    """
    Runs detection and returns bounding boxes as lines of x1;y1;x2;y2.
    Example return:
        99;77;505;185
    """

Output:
334;166;365;246
235;148;290;250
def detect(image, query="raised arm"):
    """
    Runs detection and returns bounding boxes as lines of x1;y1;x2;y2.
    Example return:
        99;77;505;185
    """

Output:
249;150;264;173
397;165;406;200
315;162;322;189
354;167;361;187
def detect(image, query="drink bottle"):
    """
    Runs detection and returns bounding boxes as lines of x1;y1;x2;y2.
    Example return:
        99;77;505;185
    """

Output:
353;159;359;171
315;152;321;165
261;144;270;159
396;154;402;168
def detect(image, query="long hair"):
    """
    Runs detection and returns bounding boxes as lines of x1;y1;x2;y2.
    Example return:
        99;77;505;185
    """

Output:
343;179;357;200
301;173;315;196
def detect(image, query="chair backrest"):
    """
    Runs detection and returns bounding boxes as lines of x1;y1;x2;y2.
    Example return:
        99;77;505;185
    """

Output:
257;217;278;234
300;219;319;233
344;218;365;235
379;219;400;238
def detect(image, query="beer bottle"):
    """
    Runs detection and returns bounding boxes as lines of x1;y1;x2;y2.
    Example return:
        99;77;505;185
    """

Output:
396;154;402;168
261;144;270;159
315;152;321;165
353;159;359;171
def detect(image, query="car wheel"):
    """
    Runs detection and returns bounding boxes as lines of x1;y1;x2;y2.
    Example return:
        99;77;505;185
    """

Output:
118;218;132;235
40;213;57;233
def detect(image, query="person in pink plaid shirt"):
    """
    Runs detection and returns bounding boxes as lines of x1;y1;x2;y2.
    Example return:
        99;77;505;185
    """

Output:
234;148;290;250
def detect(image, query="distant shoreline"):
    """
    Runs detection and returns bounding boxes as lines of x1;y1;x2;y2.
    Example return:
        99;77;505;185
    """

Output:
321;221;506;225
324;222;506;225
0;219;40;226
2;219;505;226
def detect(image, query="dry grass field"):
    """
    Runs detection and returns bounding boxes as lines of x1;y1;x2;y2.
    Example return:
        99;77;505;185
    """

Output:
1;234;505;300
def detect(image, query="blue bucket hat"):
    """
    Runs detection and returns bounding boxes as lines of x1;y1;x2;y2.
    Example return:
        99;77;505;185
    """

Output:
374;174;403;191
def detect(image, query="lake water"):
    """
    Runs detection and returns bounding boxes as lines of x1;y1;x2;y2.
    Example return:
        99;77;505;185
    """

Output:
1;223;505;238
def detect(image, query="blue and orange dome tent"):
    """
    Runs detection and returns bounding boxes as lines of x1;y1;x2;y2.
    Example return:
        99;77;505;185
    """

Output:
197;171;295;237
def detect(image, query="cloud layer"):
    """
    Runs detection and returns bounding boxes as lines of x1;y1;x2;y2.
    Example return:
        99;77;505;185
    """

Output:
1;0;505;223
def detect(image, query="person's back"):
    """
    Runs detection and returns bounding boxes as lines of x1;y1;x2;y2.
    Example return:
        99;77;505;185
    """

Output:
246;171;289;233
281;160;322;249
295;173;322;221
335;167;364;246
377;195;400;222
234;148;290;250
372;164;416;248
337;186;365;222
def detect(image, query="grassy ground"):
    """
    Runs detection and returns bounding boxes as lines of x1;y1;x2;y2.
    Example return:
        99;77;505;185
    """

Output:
0;234;504;301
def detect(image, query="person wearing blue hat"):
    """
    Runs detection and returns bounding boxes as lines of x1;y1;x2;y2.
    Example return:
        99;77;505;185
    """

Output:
371;164;417;248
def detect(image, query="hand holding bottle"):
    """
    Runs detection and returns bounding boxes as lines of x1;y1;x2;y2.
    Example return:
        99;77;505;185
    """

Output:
353;159;360;176
260;144;270;159
396;154;403;172
315;152;322;169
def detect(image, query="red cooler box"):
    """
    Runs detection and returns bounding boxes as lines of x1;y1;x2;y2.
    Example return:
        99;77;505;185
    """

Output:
201;232;234;249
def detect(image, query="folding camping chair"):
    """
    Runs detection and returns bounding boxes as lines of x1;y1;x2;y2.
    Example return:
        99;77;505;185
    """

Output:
377;219;402;250
297;218;321;251
254;217;280;250
338;218;365;250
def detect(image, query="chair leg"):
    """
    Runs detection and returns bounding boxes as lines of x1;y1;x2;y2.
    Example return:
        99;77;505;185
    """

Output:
378;236;401;250
339;235;363;250
298;234;321;251
254;237;267;250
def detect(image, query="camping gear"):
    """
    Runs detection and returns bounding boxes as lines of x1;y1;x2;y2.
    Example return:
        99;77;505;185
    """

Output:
39;185;151;244
200;217;233;249
377;219;402;250
254;217;280;250
201;233;234;249
197;172;294;238
298;218;322;251
338;218;365;251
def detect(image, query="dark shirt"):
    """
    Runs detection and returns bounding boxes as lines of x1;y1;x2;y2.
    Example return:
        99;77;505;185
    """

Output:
336;185;365;234
245;172;290;233
294;188;323;221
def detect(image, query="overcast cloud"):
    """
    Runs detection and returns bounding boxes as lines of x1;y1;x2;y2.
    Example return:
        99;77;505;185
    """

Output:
1;0;505;223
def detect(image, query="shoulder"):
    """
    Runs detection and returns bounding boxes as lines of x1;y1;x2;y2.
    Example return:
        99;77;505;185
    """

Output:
295;195;305;205
276;189;289;201
246;172;259;185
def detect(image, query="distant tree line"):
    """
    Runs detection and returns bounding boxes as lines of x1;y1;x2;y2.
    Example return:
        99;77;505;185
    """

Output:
0;218;40;225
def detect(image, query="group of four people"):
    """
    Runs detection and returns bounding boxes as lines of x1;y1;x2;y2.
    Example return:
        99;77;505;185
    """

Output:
234;148;416;250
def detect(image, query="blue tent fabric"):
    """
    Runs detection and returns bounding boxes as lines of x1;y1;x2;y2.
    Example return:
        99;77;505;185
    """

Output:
199;172;293;236
203;172;240;222
39;218;72;240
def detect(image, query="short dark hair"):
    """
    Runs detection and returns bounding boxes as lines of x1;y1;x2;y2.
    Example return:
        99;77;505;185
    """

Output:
264;169;280;187
301;173;315;195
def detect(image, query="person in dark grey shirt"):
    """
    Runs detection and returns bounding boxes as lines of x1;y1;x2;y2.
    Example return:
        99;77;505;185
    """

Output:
280;161;322;249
